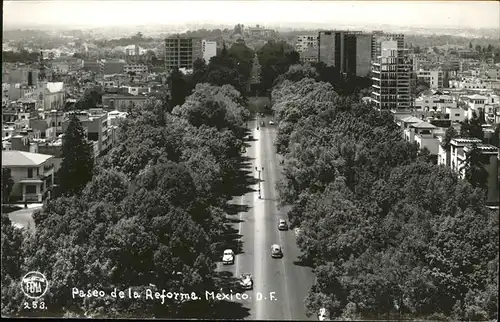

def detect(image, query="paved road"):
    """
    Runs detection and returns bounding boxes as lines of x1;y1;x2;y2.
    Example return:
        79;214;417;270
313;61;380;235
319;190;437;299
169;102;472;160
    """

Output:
218;117;315;320
7;204;41;233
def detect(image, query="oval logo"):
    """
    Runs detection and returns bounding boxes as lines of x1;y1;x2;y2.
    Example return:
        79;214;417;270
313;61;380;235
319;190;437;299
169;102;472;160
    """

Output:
21;271;49;299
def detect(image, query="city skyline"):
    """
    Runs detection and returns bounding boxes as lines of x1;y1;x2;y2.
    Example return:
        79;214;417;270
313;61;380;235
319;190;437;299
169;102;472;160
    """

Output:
3;0;500;30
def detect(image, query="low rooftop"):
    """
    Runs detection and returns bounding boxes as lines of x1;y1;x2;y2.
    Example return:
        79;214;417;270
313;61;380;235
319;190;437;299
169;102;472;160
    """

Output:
2;150;53;167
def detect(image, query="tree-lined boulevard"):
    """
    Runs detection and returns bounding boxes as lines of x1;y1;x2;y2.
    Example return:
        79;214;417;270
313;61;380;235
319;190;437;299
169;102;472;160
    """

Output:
2;38;498;320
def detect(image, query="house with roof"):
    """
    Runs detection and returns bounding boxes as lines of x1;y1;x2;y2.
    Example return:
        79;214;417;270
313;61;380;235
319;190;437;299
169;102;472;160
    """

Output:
446;138;499;205
462;144;499;206
2;150;55;202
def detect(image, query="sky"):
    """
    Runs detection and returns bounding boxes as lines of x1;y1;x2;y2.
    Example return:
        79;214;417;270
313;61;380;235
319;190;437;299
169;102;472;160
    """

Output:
3;1;500;29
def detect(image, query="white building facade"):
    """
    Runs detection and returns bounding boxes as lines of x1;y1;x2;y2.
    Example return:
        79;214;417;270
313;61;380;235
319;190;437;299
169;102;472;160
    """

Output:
202;40;217;64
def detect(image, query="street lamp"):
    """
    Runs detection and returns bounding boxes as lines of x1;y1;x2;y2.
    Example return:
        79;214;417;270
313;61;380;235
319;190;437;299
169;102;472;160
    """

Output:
255;166;264;199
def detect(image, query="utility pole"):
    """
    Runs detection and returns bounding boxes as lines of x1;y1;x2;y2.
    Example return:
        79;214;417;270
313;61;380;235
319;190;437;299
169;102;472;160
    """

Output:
255;166;264;199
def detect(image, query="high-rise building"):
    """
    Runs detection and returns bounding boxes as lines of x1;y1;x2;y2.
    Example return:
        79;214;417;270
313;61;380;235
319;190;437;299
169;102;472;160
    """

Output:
164;35;203;71
371;40;414;110
371;31;405;59
318;30;371;77
202;40;217;64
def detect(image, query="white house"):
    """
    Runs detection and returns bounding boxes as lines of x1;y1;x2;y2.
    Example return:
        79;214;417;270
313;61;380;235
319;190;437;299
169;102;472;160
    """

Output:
2;150;55;202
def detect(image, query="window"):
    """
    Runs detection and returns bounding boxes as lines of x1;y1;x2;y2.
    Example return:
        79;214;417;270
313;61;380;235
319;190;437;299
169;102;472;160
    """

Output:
27;168;33;178
26;185;37;194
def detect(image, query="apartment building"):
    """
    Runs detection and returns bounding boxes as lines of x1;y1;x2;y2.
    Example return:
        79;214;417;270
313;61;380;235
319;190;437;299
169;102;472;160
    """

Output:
164;35;203;71
318;30;371;77
416;70;444;90
202;40;217;64
62;109;113;156
295;35;318;53
447;138;499;205
82;60;100;73
99;59;126;75
371;40;414;110
101;93;147;111
486;67;500;79
124;63;148;74
371;31;405;59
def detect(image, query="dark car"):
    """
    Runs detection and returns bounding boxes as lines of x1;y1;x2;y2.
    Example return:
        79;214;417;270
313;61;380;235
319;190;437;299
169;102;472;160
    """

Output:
278;219;288;231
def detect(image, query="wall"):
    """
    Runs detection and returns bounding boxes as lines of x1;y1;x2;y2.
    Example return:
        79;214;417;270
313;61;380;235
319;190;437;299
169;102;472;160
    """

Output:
415;135;439;155
485;154;499;205
202;40;217;64
355;34;372;77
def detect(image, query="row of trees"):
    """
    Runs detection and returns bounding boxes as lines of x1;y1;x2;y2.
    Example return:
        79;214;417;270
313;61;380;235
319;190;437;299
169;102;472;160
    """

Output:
1;82;251;317
271;65;498;320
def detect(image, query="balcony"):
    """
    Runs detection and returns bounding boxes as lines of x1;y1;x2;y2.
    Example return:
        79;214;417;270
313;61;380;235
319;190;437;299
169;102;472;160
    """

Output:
43;163;54;172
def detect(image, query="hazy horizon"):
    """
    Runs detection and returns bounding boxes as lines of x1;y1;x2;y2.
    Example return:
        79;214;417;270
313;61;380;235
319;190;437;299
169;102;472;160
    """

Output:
3;1;500;31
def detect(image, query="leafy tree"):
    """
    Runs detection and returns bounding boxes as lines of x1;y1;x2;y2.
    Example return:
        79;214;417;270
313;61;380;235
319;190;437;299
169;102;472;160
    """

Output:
1;214;25;316
460;113;484;140
257;40;299;94
167;68;189;112
73;86;103;110
1;168;14;203
460;143;488;190
59;114;94;195
440;126;458;166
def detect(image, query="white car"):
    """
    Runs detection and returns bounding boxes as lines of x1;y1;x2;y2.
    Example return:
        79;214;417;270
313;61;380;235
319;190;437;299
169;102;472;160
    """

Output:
222;249;234;265
271;244;283;258
269;120;275;125
239;273;253;290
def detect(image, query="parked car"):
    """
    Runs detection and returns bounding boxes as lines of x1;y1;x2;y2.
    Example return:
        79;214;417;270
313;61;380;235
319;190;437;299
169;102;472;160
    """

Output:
222;249;234;265
271;244;283;258
269;120;275;125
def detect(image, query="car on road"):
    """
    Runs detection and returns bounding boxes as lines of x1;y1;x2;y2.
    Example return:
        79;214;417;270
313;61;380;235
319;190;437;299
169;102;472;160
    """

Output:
269;120;275;125
278;219;288;231
222;249;234;265
239;273;253;290
271;244;283;258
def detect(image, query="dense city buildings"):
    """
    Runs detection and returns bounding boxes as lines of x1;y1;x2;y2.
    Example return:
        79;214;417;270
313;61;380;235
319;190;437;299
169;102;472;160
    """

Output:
371;40;413;109
164;35;203;71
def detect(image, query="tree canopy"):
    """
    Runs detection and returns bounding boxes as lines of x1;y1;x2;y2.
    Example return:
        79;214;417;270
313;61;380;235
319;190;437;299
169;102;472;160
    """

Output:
58;114;94;196
2;82;250;318
273;76;499;321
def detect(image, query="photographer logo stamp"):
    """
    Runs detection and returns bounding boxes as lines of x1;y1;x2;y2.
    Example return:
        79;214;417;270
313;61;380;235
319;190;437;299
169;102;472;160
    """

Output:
21;271;49;299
